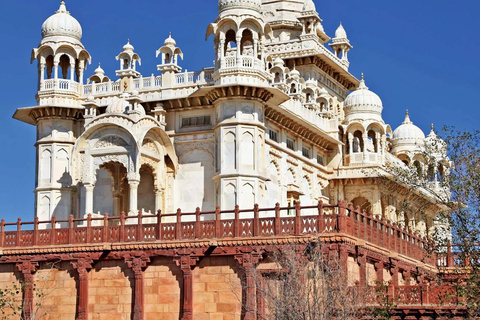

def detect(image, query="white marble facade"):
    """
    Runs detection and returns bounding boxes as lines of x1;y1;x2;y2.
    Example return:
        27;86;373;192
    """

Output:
14;0;450;237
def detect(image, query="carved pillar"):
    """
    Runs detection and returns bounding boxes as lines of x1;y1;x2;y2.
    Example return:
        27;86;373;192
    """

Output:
375;261;384;284
128;177;140;214
175;254;199;320
71;259;94;320
70;63;75;81
339;245;348;275
357;250;367;287
125;256;150;320
154;189;163;212
16;261;39;320
235;252;263;320
390;261;399;287
85;184;94;215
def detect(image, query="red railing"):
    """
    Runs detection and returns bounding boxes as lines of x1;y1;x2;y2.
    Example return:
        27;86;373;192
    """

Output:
0;201;435;265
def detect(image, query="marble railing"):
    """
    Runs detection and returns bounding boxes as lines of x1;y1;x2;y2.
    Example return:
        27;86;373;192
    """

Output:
346;152;383;166
0;201;436;266
39;68;215;97
40;79;80;93
220;55;265;70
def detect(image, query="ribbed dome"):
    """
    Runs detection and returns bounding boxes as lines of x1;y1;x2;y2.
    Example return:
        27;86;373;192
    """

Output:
106;94;145;116
123;40;134;52
344;75;383;122
164;33;176;47
94;63;105;76
303;0;316;11
392;111;425;149
41;1;82;40
218;0;261;12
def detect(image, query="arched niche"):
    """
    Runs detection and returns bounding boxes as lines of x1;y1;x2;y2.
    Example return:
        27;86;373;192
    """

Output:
350;196;372;214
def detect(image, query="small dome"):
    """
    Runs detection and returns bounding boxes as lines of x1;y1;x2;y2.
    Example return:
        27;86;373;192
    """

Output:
164;33;176;47
305;78;317;88
392;111;425;150
123;40;134;52
425;124;447;154
106;94;145;116
344;75;383;122
94;63;105;76
290;68;300;79
334;23;347;39
218;0;261;13
273;58;285;67
303;0;316;11
41;1;82;40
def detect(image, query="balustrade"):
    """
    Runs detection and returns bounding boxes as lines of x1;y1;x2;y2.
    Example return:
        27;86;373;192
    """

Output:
0;201;443;267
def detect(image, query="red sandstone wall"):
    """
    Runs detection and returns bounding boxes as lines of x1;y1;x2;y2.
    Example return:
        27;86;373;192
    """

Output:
193;256;242;320
0;264;21;320
34;262;77;320
144;257;182;320
88;261;133;320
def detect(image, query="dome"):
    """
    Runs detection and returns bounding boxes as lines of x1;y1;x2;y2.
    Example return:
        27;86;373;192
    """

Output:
290;68;300;79
218;0;261;13
123;39;134;52
273;58;285;67
334;23;347;39
425;124;447;155
41;1;82;41
106;94;145;116
94;63;105;76
392;111;425;150
164;33;176;47
344;75;383;122
303;0;316;11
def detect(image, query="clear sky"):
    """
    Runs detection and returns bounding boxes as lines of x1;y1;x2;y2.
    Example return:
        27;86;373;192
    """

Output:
0;0;478;223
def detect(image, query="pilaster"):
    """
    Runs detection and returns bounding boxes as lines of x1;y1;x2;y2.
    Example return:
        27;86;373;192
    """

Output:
16;261;39;320
174;252;199;320
71;258;94;320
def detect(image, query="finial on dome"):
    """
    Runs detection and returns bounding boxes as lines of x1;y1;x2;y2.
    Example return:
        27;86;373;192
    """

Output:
403;110;412;124
431;123;434;132
56;1;69;14
358;73;368;90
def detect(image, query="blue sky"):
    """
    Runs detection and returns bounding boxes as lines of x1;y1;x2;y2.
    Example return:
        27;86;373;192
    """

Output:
0;0;478;222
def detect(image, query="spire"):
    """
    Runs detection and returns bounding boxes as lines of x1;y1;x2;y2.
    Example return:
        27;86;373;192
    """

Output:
358;73;368;90
403;110;412;124
56;1;69;14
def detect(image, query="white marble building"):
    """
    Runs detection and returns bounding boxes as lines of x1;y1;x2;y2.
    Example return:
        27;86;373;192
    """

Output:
14;0;450;235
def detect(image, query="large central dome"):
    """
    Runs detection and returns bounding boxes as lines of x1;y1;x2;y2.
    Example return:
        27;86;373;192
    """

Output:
41;1;82;41
218;0;261;13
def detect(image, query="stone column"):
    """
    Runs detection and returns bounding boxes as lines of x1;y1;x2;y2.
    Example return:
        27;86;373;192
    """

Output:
16;261;38;320
54;62;59;80
71;259;93;320
155;189;163;212
128;177;140;214
70;63;76;81
357;250;367;287
125;256;150;320
375;261;384;284
348;133;353;154
235;252;262;320
84;184;95;215
175;254;199;320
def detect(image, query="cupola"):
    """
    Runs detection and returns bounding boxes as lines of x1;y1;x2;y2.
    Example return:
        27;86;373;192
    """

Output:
391;111;426;153
329;22;352;63
344;75;383;122
41;1;82;43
